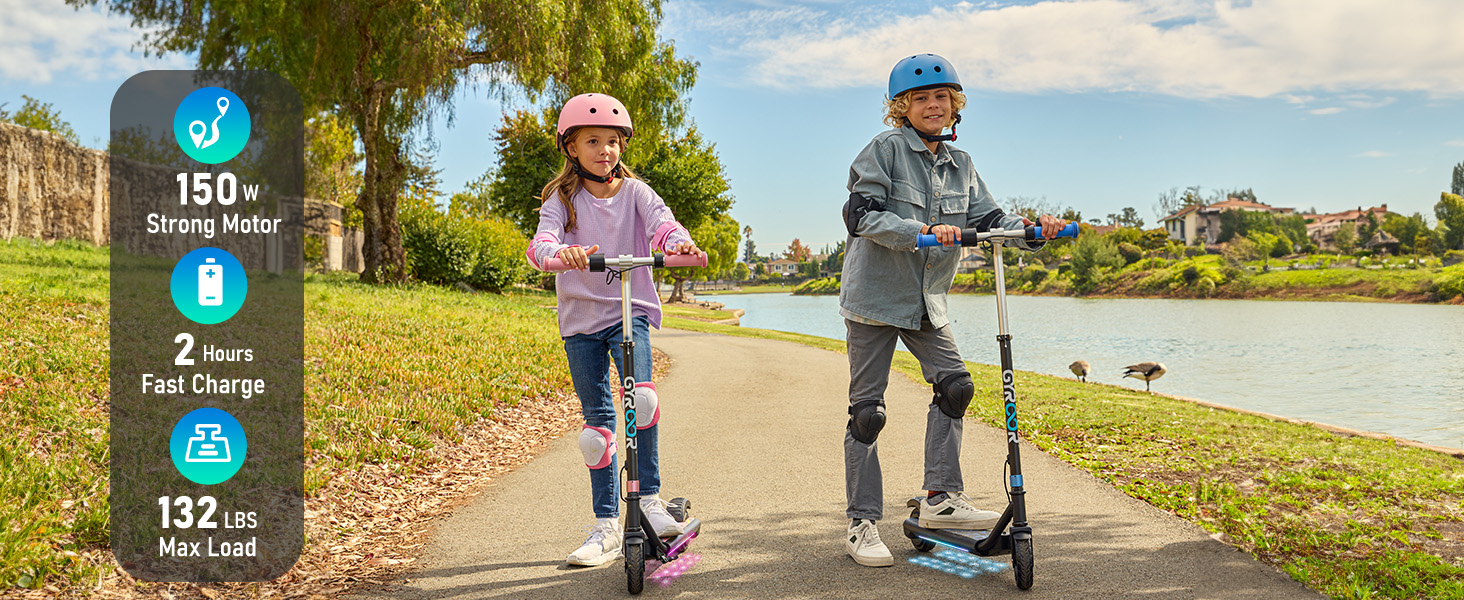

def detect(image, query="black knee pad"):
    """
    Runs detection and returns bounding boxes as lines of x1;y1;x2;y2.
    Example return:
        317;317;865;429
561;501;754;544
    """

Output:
847;399;886;444
932;371;975;419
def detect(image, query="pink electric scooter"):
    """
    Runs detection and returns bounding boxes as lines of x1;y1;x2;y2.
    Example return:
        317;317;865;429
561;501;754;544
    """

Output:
544;251;707;594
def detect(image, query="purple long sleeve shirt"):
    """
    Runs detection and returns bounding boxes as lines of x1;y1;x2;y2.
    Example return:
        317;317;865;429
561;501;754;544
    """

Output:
527;178;693;338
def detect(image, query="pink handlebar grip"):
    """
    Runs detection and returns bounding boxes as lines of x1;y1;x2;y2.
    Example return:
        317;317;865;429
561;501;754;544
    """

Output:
663;253;708;268
540;253;707;272
541;257;574;272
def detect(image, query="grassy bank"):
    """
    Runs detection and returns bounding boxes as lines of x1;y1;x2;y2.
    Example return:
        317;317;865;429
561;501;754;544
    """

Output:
784;255;1464;303
699;283;795;295
0;238;575;593
663;316;1464;599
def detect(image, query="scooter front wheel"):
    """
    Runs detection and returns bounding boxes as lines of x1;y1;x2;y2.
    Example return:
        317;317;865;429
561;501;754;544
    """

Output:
626;541;645;594
1012;536;1033;590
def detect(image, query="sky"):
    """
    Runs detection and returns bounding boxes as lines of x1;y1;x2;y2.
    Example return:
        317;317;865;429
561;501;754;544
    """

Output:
4;0;1464;255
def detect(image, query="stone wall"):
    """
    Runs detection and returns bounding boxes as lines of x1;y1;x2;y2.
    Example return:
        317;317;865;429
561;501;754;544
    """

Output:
0;121;359;271
0;121;109;244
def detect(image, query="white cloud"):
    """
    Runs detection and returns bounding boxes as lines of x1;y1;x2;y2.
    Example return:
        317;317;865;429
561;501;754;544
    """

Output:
682;0;1464;99
1310;107;1345;115
1447;140;1464;147
0;0;189;84
1355;150;1390;158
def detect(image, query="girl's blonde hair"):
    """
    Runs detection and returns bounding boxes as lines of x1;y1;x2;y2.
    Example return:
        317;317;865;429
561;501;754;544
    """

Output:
538;127;639;233
883;87;967;128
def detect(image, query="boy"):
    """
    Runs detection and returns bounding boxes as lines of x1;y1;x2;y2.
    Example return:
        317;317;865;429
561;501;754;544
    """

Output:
839;53;1066;567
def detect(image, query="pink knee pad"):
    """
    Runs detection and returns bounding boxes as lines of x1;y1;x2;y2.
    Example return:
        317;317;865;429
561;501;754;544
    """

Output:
631;382;659;429
578;425;615;469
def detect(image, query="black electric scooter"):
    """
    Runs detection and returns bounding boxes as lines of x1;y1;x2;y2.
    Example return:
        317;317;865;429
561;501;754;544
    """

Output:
903;222;1078;590
546;251;706;594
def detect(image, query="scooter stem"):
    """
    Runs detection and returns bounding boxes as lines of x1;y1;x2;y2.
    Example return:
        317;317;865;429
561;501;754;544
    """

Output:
992;244;1009;336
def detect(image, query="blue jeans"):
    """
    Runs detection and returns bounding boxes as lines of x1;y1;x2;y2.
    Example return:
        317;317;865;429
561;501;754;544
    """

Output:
564;315;659;518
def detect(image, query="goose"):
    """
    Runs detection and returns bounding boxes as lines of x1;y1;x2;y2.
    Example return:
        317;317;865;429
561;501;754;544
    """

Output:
1122;362;1166;391
1068;360;1090;382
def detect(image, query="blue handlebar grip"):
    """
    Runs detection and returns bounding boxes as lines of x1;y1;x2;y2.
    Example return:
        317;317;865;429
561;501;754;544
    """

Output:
916;233;940;248
1034;222;1080;239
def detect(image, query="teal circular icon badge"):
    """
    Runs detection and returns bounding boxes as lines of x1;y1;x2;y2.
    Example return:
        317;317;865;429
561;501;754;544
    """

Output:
170;407;248;485
171;247;247;324
173;87;250;164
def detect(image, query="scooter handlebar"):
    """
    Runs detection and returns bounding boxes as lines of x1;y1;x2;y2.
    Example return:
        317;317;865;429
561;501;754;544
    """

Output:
540;252;708;272
915;222;1080;248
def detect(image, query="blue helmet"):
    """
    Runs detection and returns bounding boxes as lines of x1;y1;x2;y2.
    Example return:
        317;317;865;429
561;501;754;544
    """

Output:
888;53;962;99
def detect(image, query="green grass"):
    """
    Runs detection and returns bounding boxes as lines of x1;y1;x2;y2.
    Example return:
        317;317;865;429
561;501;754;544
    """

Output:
700;283;794;295
662;316;1464;600
660;303;736;321
0;238;572;591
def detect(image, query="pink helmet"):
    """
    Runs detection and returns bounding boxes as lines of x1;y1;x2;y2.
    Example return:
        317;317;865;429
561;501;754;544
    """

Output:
555;93;634;152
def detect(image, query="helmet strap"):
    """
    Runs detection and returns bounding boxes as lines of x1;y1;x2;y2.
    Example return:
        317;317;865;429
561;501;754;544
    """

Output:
571;158;621;184
903;114;960;143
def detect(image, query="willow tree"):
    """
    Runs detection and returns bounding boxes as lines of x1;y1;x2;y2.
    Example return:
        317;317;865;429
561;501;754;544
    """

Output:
75;0;694;282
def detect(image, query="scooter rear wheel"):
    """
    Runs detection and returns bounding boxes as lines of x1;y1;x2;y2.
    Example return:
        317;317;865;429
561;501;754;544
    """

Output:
1012;536;1033;590
626;541;645;594
907;507;935;552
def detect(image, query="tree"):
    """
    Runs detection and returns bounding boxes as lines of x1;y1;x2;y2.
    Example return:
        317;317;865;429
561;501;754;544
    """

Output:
449;172;495;221
1153;185;1204;220
665;213;739;302
1106;207;1144;228
306;111;364;227
742;225;756;263
733;262;750;281
825;240;846;273
1453;162;1463;196
1;95;79;145
1381;213;1429;254
1068;235;1124;291
784;238;811;262
1437;193;1464;250
1333;222;1358;253
82;0;697;283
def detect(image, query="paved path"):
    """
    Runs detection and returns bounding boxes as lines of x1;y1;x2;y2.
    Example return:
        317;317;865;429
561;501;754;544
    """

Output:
357;329;1321;599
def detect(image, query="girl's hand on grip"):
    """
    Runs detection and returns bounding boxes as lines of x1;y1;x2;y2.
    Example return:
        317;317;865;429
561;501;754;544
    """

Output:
670;241;707;261
558;244;600;270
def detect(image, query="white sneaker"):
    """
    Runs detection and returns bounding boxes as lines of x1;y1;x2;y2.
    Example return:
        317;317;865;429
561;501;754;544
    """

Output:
639;495;685;537
845;519;894;567
919;491;1001;530
566;520;622;567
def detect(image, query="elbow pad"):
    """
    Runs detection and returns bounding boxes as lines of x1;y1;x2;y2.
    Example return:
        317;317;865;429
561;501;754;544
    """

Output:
843;192;885;237
974;208;1007;233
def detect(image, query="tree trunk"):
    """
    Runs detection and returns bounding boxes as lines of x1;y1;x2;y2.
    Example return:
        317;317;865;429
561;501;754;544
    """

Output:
354;86;408;284
667;275;686;304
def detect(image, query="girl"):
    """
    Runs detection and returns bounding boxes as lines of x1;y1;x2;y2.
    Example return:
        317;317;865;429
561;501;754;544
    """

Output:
838;54;1066;567
526;93;706;567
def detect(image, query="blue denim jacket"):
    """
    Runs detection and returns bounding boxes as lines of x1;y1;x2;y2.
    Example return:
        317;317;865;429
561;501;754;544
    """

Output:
839;126;1041;330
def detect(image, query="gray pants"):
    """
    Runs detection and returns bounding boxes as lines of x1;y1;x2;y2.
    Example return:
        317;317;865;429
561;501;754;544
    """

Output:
845;317;967;521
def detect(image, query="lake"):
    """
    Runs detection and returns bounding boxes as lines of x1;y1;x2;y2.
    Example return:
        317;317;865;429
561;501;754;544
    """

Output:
703;292;1464;450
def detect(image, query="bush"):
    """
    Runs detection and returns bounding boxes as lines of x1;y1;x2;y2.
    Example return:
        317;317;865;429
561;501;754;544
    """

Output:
1195;276;1216;297
1019;265;1050;289
1431;266;1464;301
400;201;533;291
953;271;995;292
1069;235;1125;288
1117;242;1143;265
792;277;840;295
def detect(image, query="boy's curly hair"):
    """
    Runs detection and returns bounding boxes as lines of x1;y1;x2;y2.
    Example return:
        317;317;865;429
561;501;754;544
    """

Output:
883;87;967;128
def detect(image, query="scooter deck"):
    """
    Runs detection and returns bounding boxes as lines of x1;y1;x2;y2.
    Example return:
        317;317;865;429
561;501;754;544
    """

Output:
902;497;1015;556
902;517;1013;556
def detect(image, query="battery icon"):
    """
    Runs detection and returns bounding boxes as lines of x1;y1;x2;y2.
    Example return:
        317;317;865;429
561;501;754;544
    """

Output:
198;258;223;306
